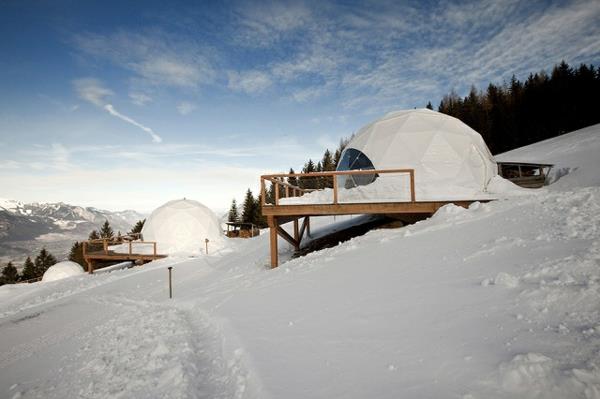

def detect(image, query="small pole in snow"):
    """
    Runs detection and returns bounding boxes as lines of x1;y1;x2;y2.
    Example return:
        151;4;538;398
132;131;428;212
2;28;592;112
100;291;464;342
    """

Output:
205;238;210;255
168;267;173;299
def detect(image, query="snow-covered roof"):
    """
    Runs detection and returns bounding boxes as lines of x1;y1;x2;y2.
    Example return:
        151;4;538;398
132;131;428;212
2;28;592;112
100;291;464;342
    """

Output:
141;198;224;255
337;109;497;196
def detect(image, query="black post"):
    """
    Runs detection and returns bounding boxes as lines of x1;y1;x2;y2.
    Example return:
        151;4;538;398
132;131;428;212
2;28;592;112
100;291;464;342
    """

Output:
168;266;173;298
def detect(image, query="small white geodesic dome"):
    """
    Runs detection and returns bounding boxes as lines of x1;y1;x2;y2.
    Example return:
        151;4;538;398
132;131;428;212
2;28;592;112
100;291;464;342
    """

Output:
142;198;224;255
337;108;497;199
42;261;85;282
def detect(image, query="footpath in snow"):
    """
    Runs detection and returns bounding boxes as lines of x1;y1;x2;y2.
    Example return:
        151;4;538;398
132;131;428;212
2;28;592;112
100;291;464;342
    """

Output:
0;123;599;398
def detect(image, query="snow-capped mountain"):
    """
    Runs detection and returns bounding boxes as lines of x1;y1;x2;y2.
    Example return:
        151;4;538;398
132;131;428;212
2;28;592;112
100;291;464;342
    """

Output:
0;199;145;242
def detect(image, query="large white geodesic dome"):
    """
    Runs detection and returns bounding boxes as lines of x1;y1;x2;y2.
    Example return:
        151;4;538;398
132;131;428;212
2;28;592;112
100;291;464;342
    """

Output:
142;198;224;255
337;108;497;199
42;261;85;282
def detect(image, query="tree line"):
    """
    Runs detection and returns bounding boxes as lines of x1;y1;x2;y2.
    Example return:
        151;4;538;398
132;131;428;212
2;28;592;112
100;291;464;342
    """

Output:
437;61;600;154
0;219;145;285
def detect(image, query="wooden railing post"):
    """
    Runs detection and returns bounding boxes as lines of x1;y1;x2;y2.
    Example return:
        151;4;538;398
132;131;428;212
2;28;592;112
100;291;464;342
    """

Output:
332;173;338;204
103;239;108;254
409;170;416;202
261;177;266;206
153;242;157;259
128;241;132;255
275;180;280;205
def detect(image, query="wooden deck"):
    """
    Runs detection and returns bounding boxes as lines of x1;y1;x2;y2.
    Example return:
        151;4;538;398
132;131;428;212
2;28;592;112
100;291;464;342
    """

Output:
83;236;167;273
260;169;490;268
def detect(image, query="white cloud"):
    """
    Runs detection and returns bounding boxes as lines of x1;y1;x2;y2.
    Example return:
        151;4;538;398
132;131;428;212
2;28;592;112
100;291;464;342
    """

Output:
177;101;196;115
227;70;272;94
73;78;113;106
129;92;152;106
73;78;162;143
233;1;312;47
73;30;215;89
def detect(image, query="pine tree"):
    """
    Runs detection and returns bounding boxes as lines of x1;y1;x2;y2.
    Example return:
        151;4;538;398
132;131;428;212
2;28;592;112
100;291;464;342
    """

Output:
68;241;86;268
426;101;433;110
129;219;145;235
241;189;256;224
299;159;317;189
87;229;102;252
21;256;36;281
287;168;298;188
320;149;335;188
34;248;57;277
321;150;335;171
228;199;239;223
99;220;114;239
253;194;266;228
1;262;19;285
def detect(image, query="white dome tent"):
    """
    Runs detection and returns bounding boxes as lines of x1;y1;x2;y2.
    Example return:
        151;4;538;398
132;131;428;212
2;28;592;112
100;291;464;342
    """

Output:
42;261;85;282
142;198;224;255
337;108;497;200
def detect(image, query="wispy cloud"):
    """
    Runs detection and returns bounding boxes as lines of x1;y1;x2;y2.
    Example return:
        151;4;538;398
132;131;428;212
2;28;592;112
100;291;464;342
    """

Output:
129;92;152;106
225;0;600;111
227;70;272;94
73;30;215;89
176;101;196;115
232;1;312;48
73;78;162;143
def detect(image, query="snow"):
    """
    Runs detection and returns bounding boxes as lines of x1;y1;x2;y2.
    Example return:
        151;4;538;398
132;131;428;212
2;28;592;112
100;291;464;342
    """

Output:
41;261;85;282
0;123;599;398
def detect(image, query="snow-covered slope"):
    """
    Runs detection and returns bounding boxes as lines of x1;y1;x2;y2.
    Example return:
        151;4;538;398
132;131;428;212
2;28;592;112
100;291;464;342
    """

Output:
0;124;599;398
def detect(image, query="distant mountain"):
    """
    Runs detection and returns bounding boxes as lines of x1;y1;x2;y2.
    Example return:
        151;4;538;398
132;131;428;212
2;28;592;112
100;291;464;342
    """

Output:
0;198;146;259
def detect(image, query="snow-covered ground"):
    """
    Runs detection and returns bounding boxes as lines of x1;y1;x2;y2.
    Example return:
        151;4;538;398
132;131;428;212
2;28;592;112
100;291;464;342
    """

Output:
1;123;599;398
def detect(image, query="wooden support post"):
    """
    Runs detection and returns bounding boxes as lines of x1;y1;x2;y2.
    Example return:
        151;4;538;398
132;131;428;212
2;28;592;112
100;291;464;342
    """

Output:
87;258;94;274
103;239;108;254
293;219;300;250
260;178;266;206
275;181;280;205
299;216;308;242
153;242;157;259
268;216;278;268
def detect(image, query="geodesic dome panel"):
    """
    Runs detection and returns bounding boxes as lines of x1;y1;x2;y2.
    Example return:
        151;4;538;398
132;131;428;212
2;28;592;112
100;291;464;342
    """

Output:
42;261;85;282
337;109;497;199
142;198;224;255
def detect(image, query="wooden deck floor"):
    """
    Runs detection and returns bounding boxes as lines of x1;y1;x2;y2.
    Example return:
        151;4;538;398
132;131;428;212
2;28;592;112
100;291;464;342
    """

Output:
83;250;167;273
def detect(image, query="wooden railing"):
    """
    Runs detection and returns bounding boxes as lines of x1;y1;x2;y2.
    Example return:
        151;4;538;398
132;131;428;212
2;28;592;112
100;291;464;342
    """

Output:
83;237;158;258
260;169;415;206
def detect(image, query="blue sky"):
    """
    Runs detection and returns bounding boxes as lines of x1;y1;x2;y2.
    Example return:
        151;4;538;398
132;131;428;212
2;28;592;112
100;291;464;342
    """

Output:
1;0;599;212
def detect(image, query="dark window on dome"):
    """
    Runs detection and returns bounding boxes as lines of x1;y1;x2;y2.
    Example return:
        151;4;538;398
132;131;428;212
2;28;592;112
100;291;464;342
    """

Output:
336;148;377;188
